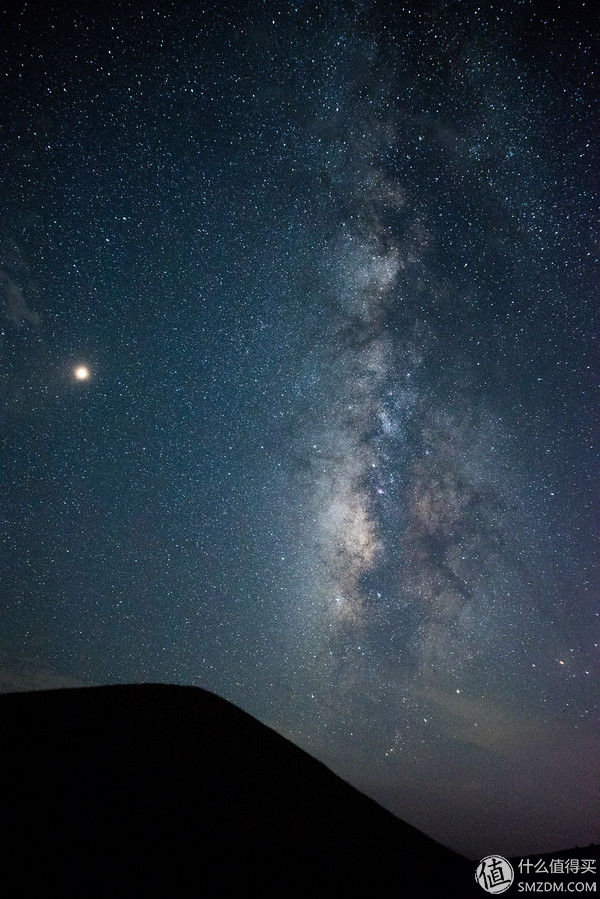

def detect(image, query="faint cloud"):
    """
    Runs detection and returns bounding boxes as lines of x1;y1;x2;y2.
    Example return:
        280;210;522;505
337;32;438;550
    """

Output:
0;653;86;694
0;240;40;326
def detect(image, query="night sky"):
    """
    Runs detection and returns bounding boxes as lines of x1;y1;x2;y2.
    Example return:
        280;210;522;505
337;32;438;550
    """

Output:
1;0;598;858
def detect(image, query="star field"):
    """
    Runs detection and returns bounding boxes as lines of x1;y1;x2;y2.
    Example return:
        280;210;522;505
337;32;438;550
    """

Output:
1;0;598;857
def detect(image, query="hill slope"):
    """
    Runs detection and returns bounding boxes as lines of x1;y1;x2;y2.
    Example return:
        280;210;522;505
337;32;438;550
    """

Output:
0;684;478;896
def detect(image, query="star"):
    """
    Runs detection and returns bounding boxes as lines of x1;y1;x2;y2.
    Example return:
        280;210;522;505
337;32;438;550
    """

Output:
74;365;90;381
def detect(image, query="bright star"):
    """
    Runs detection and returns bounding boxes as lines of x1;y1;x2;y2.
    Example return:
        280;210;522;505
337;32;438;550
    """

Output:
74;365;90;380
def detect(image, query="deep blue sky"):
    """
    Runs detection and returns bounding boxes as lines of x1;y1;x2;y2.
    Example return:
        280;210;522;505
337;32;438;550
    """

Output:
1;0;598;857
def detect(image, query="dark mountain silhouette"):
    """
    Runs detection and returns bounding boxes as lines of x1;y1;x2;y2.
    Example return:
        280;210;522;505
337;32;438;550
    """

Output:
0;684;481;896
